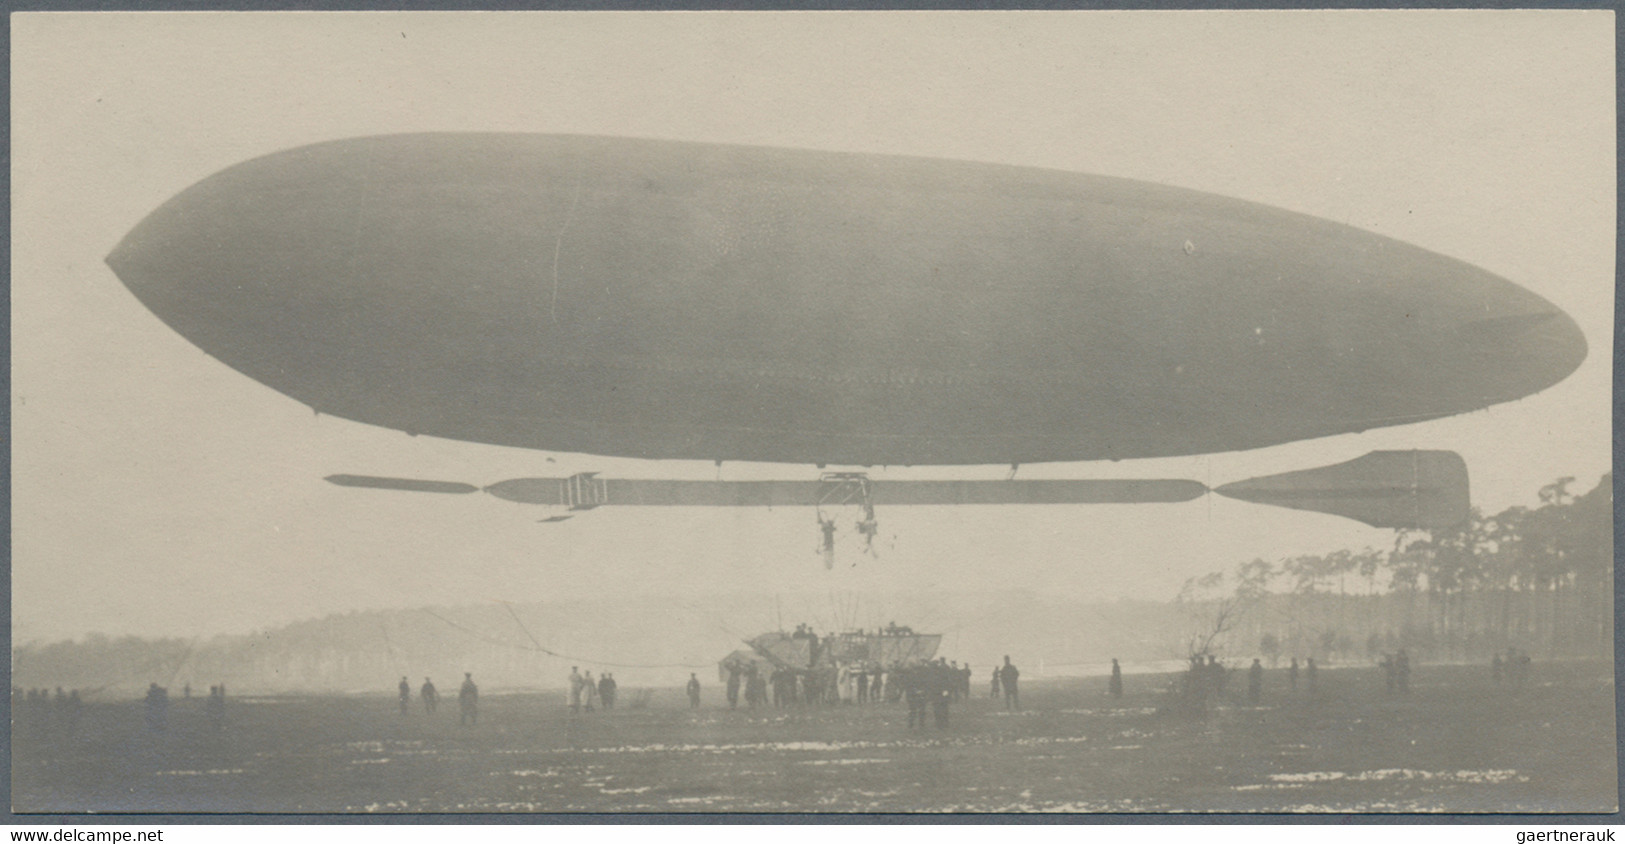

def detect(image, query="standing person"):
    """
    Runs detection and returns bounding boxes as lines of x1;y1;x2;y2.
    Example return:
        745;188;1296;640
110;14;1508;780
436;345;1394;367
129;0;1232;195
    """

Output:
64;689;83;737
904;665;927;730
746;667;765;709
421;677;438;714
144;683;168;732
398;677;411;716
1395;649;1411;695
931;662;952;729
687;673;702;708
599;673;615;710
458;673;478;726
1000;656;1020;710
1288;657;1299;691
1305;657;1318;694
856;666;869;704
582;671;598;711
991;666;1002;699
569;667;584;714
1109;658;1124;699
1380;653;1396;693
206;685;225;731
725;665;742;710
1247;659;1263;704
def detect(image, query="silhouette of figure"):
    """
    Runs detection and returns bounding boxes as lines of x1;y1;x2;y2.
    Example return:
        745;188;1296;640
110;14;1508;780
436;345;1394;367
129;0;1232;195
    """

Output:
726;665;742;710
1289;657;1299;691
687;673;702;708
1000;656;1020;710
1206;655;1225;694
582;671;598;711
1306;657;1318;694
1109;658;1123;699
569;667;584;714
51;688;66;737
206;685;225;731
904;665;927;730
398;676;411;715
1395;649;1411;694
818;515;838;568
1248;659;1263;704
64;689;82;737
991;666;1002;699
458;673;478;726
144;683;168;732
421;677;438;714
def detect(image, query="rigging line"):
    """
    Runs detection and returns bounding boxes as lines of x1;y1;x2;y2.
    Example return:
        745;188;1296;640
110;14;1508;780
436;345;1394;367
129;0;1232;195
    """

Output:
549;173;584;325
163;637;201;688
420;608;715;671
422;608;531;652
379;620;411;669
500;601;547;653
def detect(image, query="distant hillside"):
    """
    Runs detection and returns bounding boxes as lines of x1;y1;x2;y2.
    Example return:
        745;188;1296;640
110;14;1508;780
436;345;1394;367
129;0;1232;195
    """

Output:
17;545;1607;698
11;591;1196;697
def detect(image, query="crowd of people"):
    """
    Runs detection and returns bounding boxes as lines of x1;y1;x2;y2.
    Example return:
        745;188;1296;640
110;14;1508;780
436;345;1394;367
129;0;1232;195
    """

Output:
717;653;1015;729
12;682;234;736
568;667;618;713
31;639;1548;741
13;686;84;736
393;673;480;724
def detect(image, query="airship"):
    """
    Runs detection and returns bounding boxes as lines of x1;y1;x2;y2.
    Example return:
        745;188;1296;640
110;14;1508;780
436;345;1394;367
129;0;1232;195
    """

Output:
105;133;1586;548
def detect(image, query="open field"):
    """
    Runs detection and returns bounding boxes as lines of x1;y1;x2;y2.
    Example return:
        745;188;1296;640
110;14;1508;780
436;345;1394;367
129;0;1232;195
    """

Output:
12;660;1615;814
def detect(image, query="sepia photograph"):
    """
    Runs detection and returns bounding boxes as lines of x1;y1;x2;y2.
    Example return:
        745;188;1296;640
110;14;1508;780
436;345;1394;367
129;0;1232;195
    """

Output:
9;10;1616;815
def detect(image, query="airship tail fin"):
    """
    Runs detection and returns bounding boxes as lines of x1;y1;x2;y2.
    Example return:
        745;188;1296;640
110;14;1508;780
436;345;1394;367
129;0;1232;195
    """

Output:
1213;450;1469;530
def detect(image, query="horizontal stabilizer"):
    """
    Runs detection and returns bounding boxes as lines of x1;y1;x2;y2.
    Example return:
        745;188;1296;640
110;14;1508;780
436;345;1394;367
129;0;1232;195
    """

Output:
325;474;481;495
1214;450;1469;529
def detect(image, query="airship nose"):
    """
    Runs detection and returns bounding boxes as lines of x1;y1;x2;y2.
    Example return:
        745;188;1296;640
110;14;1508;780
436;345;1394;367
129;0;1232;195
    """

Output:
1450;300;1587;405
105;162;376;413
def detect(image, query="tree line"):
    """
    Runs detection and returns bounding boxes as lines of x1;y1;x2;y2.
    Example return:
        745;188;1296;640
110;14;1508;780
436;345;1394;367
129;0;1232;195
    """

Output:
1178;473;1611;664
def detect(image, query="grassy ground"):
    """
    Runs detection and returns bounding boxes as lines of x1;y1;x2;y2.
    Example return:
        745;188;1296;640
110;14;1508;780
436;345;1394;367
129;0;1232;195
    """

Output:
11;659;1616;814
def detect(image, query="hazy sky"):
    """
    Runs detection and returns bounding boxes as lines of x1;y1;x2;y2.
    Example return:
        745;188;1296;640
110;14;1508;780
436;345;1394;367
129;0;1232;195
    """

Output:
11;11;1614;644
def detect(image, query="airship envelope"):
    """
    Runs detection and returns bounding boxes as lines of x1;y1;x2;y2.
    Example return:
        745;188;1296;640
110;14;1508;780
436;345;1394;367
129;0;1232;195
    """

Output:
107;134;1586;467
